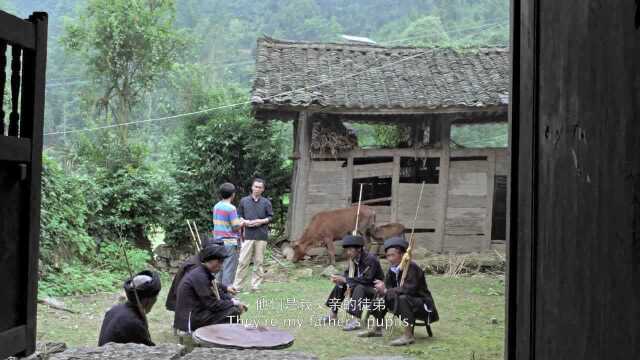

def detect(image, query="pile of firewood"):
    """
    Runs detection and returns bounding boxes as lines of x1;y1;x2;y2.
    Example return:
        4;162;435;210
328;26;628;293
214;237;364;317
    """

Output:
310;119;358;156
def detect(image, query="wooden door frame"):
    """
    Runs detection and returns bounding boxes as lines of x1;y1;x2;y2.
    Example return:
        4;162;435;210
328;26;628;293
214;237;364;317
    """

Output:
507;0;537;359
0;11;47;359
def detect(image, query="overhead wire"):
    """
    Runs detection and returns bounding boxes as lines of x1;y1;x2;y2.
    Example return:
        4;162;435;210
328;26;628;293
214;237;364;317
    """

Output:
44;19;509;136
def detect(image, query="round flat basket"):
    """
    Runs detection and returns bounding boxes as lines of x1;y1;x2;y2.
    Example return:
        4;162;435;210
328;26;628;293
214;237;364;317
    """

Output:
192;324;295;350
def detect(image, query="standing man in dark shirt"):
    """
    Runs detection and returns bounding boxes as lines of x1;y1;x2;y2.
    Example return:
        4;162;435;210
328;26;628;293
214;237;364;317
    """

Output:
174;245;247;333
233;178;273;292
98;270;161;346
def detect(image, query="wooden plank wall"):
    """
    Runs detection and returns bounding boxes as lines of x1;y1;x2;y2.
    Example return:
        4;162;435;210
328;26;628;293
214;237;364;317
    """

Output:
395;183;443;250
444;157;490;252
304;160;349;226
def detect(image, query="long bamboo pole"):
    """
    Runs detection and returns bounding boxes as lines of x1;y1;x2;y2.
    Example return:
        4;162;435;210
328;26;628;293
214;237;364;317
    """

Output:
117;230;150;341
399;181;426;286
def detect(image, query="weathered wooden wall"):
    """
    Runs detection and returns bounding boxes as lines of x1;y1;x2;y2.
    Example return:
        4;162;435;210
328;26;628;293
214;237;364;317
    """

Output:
290;118;508;252
304;160;348;227
510;0;640;359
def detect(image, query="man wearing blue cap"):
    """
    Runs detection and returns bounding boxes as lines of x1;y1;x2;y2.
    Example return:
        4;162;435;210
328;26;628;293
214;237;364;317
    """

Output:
321;234;384;331
174;245;247;333
359;236;439;346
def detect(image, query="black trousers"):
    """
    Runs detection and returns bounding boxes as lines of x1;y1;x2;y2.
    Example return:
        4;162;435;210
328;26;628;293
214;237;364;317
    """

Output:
325;284;377;318
370;293;431;325
191;305;242;331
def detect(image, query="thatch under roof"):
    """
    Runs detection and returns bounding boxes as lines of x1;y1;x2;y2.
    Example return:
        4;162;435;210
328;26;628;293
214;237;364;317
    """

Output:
251;37;509;119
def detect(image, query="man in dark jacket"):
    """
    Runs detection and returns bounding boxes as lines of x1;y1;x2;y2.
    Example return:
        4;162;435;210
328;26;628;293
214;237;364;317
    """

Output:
359;236;439;346
321;234;385;331
98;270;161;346
174;245;247;333
165;241;233;312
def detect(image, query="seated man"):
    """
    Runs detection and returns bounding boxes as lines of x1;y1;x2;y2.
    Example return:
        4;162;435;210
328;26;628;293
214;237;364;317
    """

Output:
322;234;384;331
174;245;247;333
359;236;439;346
98;270;161;346
165;242;236;312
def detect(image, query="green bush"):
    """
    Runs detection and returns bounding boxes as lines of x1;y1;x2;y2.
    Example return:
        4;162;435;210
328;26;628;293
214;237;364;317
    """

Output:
39;242;151;297
40;153;160;296
41;155;96;268
72;133;176;250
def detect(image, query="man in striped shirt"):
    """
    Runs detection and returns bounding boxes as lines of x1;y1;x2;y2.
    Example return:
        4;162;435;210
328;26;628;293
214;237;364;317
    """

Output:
212;182;244;287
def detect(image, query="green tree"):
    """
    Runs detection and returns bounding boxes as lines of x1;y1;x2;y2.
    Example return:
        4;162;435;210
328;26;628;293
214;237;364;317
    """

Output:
62;0;188;142
396;15;450;46
165;88;291;247
40;155;96;269
72;132;175;251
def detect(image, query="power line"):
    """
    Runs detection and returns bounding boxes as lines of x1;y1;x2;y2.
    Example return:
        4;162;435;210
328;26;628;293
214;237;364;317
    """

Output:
45;49;429;136
44;59;257;90
44;20;509;135
381;21;507;45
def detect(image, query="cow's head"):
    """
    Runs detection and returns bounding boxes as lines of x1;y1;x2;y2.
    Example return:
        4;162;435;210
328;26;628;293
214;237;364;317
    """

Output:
369;226;386;242
291;242;309;262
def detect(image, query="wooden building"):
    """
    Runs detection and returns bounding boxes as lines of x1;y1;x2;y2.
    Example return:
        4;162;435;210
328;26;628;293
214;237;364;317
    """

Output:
0;10;48;359
251;37;510;253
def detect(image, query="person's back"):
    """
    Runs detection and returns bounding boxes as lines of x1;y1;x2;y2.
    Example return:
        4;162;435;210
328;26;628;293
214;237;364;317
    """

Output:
165;254;201;311
212;182;243;286
98;270;161;346
174;246;243;332
98;303;153;346
213;200;240;242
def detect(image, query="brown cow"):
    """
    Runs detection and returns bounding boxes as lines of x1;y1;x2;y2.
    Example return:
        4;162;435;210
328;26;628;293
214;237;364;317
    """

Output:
370;222;406;242
369;222;406;255
292;205;376;265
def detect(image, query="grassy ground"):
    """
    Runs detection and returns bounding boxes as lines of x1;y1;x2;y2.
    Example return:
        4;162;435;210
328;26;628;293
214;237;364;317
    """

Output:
37;264;505;360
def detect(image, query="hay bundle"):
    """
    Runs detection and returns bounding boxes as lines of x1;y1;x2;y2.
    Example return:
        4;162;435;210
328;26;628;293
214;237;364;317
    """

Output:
311;119;358;156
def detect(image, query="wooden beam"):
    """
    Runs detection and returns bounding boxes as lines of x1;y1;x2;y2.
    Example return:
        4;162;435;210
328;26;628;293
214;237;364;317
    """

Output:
23;13;47;357
0;326;26;359
289;112;312;242
509;0;536;358
391;155;400;223
438;120;452;253
484;151;496;250
345;155;354;206
345;148;441;158
253;104;508;116
0;137;31;162
351;197;392;205
0;11;35;49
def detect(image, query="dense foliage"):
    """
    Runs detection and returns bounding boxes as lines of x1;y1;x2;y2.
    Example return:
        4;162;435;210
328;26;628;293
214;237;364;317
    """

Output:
40;156;152;296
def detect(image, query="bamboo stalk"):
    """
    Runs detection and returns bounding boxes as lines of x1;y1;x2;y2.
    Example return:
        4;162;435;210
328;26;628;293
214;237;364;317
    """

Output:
117;230;150;341
400;181;426;287
352;183;364;236
186;220;200;252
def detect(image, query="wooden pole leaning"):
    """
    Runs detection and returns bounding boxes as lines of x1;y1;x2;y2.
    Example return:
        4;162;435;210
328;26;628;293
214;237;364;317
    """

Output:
344;183;364;322
117;231;151;341
186;220;201;252
400;181;426;287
